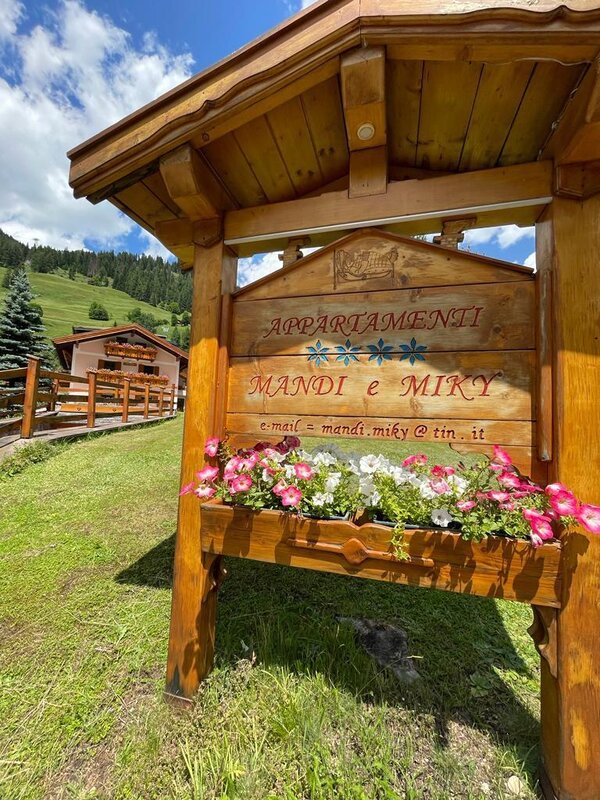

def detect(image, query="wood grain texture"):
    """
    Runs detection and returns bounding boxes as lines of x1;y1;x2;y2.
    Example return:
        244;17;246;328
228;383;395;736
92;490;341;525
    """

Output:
386;59;422;167
349;146;388;197
223;161;553;249
537;197;600;800
416;61;482;170
340;46;386;151
200;502;562;608
166;240;236;702
236;229;533;301
301;75;349;184
227;350;535;421
20;356;41;439
231;281;535;357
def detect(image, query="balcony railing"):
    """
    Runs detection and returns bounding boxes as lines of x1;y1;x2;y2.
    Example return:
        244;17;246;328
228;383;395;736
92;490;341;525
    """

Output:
104;341;157;361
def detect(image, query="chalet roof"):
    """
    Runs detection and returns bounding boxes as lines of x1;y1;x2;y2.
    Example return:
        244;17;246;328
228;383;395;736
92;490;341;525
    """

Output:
53;323;189;368
67;0;600;265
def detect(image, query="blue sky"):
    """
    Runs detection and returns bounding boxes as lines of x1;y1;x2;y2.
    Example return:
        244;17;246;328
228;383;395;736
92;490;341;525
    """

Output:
0;0;536;281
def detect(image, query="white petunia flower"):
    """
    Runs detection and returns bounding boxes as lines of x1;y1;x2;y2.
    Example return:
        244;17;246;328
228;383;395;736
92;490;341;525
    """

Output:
390;466;411;486
325;472;341;492
261;469;275;484
312;492;334;507
431;508;454;528
418;481;438;500
359;454;386;474
313;451;338;467
448;474;468;495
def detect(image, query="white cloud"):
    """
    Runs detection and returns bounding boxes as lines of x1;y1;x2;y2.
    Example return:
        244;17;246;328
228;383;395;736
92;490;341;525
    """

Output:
524;251;536;270
463;225;534;250
301;0;318;6
0;0;194;252
0;0;23;40
237;252;282;287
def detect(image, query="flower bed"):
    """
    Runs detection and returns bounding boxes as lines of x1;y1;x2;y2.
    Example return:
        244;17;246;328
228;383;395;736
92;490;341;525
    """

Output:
183;434;600;607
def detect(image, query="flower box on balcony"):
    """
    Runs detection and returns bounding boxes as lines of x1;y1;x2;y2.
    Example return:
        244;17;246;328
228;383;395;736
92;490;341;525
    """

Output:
199;500;563;608
104;341;157;361
88;368;170;387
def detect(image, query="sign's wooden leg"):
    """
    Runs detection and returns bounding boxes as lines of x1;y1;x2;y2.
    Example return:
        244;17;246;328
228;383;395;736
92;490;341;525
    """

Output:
536;196;600;799
165;237;236;703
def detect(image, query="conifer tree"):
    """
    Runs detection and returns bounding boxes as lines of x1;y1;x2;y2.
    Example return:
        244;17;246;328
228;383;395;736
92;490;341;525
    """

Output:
0;269;51;369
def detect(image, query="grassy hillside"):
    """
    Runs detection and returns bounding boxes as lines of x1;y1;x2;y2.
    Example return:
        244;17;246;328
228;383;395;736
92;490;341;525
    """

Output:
0;419;541;800
0;266;171;340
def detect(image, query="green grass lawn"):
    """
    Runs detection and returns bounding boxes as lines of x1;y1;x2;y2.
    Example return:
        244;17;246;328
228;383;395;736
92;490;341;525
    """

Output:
0;267;171;340
0;419;541;799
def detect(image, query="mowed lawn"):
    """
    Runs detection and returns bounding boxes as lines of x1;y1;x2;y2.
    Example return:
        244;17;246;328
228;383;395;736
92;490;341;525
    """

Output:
0;267;170;339
0;418;541;800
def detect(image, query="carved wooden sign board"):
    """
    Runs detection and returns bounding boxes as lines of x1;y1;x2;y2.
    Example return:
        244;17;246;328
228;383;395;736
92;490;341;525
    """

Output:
225;229;542;479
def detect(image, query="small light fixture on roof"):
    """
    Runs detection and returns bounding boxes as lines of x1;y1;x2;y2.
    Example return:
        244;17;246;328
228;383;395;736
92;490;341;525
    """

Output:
357;122;375;142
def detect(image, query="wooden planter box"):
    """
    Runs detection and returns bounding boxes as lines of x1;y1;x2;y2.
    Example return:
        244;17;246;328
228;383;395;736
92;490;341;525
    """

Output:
88;369;170;387
200;500;563;608
104;341;157;361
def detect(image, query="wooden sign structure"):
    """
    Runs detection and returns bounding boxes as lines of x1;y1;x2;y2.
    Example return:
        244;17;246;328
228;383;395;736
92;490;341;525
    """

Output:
227;229;541;476
67;3;600;797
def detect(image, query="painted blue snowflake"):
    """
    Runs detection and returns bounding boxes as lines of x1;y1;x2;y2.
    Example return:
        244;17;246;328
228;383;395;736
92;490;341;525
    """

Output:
307;340;330;367
367;338;394;366
335;339;361;366
399;337;428;366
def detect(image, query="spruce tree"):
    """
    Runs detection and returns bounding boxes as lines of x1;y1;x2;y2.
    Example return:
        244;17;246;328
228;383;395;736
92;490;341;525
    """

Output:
0;269;51;369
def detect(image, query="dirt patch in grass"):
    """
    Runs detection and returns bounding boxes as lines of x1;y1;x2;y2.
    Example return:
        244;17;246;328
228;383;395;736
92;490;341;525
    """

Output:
44;671;161;800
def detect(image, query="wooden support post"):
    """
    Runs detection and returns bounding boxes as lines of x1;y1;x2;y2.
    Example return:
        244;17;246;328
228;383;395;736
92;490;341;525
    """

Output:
20;356;41;439
158;388;165;417
536;195;600;800
87;372;97;429
166;237;236;704
121;378;130;423
143;383;150;419
171;383;177;415
49;379;58;412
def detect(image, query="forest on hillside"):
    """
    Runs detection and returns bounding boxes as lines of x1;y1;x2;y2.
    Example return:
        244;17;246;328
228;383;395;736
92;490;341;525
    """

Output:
0;228;193;314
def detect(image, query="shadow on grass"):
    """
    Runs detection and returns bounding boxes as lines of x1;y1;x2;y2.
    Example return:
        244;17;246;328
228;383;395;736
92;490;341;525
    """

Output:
116;537;539;780
116;533;175;589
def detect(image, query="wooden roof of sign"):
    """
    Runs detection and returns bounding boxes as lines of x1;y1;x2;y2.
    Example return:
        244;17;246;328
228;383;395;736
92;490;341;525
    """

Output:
67;0;600;265
53;323;189;367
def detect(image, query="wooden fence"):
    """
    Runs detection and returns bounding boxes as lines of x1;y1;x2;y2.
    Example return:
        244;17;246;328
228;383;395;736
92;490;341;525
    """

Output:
0;356;177;440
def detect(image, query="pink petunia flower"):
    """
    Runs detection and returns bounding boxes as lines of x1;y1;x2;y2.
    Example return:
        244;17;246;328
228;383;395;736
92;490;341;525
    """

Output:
272;479;288;496
402;454;428;468
204;437;220;457
253;441;271;452
456;499;476;512
196;465;219;482
230;474;253;493
194;484;216;499
275;441;290;455
294;462;314;480
431;479;451;495
550;491;578;517
530;532;544;548
545;482;569;497
488;490;510;503
498;471;521;489
280;485;302;507
577;504;600;534
284;436;301;449
530;516;554;541
522;507;550;523
179;482;195;496
499;501;516;512
492;445;513;467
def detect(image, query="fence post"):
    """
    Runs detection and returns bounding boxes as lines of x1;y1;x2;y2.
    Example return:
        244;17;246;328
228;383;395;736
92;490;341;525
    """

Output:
21;356;41;439
87;372;97;428
122;377;131;423
158;387;165;417
48;379;58;412
143;383;150;419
